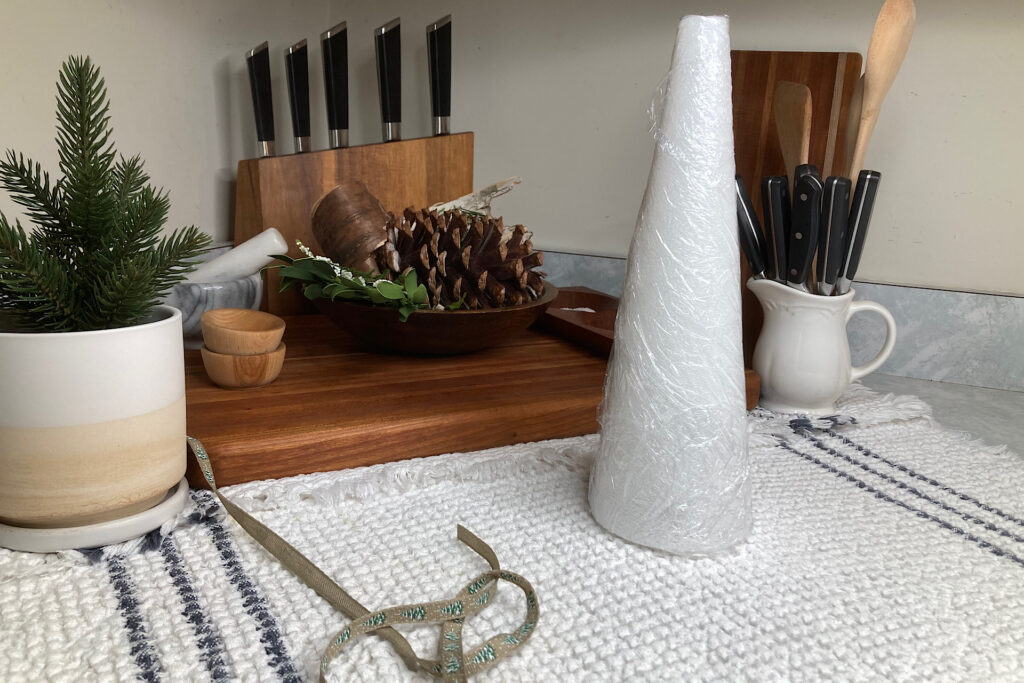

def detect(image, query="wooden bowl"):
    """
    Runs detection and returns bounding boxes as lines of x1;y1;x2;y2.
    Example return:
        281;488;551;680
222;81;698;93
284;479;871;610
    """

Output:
200;343;286;388
200;308;285;356
312;285;559;355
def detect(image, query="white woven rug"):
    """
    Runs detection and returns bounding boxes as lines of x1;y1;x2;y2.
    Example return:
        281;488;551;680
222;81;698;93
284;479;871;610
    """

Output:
2;384;1023;682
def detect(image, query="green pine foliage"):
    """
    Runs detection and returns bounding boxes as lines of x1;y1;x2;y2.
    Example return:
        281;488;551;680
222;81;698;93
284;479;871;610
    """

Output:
0;56;211;332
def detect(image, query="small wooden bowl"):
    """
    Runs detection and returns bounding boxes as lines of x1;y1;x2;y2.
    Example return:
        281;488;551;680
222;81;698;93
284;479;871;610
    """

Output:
200;308;285;356
200;343;286;388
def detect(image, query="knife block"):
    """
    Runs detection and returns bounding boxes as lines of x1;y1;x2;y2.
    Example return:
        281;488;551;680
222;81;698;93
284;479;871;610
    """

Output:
233;132;474;315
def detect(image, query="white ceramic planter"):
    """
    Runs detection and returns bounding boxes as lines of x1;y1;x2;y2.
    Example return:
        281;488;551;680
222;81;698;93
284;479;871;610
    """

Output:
0;306;187;537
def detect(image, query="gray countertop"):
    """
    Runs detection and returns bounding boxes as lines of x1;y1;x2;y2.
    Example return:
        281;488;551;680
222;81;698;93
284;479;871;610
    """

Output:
861;374;1024;456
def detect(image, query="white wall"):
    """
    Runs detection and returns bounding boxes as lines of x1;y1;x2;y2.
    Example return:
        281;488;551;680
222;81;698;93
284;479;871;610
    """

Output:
0;0;332;245
2;1;1021;295
331;0;1023;296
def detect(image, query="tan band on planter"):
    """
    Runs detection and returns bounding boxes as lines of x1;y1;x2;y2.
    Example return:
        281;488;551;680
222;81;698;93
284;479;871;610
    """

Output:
186;437;539;682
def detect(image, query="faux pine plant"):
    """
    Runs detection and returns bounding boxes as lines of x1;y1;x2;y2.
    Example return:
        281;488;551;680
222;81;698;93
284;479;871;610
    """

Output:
0;56;210;332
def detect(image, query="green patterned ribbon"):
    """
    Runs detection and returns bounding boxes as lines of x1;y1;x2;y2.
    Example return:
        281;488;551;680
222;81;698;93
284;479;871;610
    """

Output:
187;437;539;682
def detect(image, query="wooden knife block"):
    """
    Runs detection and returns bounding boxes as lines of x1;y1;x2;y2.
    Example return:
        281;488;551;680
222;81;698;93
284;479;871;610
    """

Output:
233;132;474;315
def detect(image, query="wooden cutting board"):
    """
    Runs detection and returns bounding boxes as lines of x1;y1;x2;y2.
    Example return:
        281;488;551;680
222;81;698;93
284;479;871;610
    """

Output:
537;286;760;410
731;50;863;366
185;316;608;487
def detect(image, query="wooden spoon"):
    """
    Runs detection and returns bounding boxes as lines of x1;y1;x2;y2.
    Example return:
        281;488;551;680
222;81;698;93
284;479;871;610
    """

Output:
847;0;916;183
843;75;864;177
773;81;812;191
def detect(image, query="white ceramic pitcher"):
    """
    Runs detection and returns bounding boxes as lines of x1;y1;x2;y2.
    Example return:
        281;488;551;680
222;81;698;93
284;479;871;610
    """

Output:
747;278;897;415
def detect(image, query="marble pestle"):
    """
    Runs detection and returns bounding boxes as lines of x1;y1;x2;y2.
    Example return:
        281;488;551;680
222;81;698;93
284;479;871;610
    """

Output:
186;228;289;283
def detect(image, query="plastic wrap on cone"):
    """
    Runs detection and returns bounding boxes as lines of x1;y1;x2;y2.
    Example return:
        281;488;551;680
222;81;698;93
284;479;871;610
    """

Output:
588;15;750;555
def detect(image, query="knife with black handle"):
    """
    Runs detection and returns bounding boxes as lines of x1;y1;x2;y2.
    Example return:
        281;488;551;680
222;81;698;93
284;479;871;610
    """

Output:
761;176;790;283
375;17;402;142
795;163;820;184
426;15;452;136
735;176;767;279
816;176;852;295
836;170;882;295
321;21;348;149
285;39;311;153
787;173;823;291
245;42;275;157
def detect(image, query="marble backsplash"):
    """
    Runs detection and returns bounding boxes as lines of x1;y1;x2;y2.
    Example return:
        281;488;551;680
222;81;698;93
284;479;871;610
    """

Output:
542;250;1023;393
544;251;627;297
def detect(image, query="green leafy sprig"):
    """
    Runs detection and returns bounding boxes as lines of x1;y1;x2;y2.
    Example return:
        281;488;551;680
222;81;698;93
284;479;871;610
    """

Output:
267;245;465;322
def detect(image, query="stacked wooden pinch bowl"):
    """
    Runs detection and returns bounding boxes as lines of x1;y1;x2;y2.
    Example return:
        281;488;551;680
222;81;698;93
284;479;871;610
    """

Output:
200;308;286;388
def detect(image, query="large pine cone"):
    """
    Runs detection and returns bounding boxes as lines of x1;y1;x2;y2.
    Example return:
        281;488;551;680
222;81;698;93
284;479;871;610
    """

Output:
376;208;545;309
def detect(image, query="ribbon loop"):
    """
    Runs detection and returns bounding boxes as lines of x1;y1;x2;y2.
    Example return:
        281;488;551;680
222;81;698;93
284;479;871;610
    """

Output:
186;437;539;680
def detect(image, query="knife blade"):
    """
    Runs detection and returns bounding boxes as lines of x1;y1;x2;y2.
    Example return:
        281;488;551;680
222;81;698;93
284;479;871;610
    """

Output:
285;39;311;153
761;176;790;283
321;21;348;149
426;15;452;136
836;170;882;295
245;42;275;157
374;17;402;142
787;173;823;291
816;176;852;295
735;176;767;279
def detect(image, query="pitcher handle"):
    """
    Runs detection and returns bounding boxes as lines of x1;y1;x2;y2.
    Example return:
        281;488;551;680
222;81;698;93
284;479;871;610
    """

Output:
847;300;897;381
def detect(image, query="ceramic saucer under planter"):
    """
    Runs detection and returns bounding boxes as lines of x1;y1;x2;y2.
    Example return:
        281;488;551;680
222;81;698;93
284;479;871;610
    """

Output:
0;478;188;553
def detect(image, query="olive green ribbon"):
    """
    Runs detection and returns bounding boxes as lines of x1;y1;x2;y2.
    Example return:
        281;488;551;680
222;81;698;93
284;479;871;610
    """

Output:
187;437;538;682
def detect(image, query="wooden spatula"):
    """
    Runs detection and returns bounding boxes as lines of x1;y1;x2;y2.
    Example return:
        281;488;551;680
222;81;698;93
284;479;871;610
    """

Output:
773;81;812;191
847;0;916;183
843;75;864;177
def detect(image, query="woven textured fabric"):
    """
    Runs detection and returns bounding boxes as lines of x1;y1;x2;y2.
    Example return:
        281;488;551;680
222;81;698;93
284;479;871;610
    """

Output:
2;384;1023;681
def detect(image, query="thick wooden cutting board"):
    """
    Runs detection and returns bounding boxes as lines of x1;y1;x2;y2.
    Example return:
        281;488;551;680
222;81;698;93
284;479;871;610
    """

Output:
731;50;863;366
185;316;607;487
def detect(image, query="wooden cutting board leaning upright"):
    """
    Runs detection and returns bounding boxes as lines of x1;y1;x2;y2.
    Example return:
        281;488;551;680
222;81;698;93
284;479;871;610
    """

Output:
731;51;863;366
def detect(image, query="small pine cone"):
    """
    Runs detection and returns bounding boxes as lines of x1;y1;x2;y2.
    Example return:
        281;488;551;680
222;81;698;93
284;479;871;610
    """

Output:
374;208;545;309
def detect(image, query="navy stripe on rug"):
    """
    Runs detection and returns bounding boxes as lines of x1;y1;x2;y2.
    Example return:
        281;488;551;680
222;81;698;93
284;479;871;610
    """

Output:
824;427;1024;529
160;535;232;681
191;491;302;683
107;555;164;682
778;439;1024;569
796;429;1024;547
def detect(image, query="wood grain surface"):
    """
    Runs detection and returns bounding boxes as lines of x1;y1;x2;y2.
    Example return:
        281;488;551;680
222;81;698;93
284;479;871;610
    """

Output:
185;315;607;487
732;50;863;366
234;133;474;315
539;287;760;410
